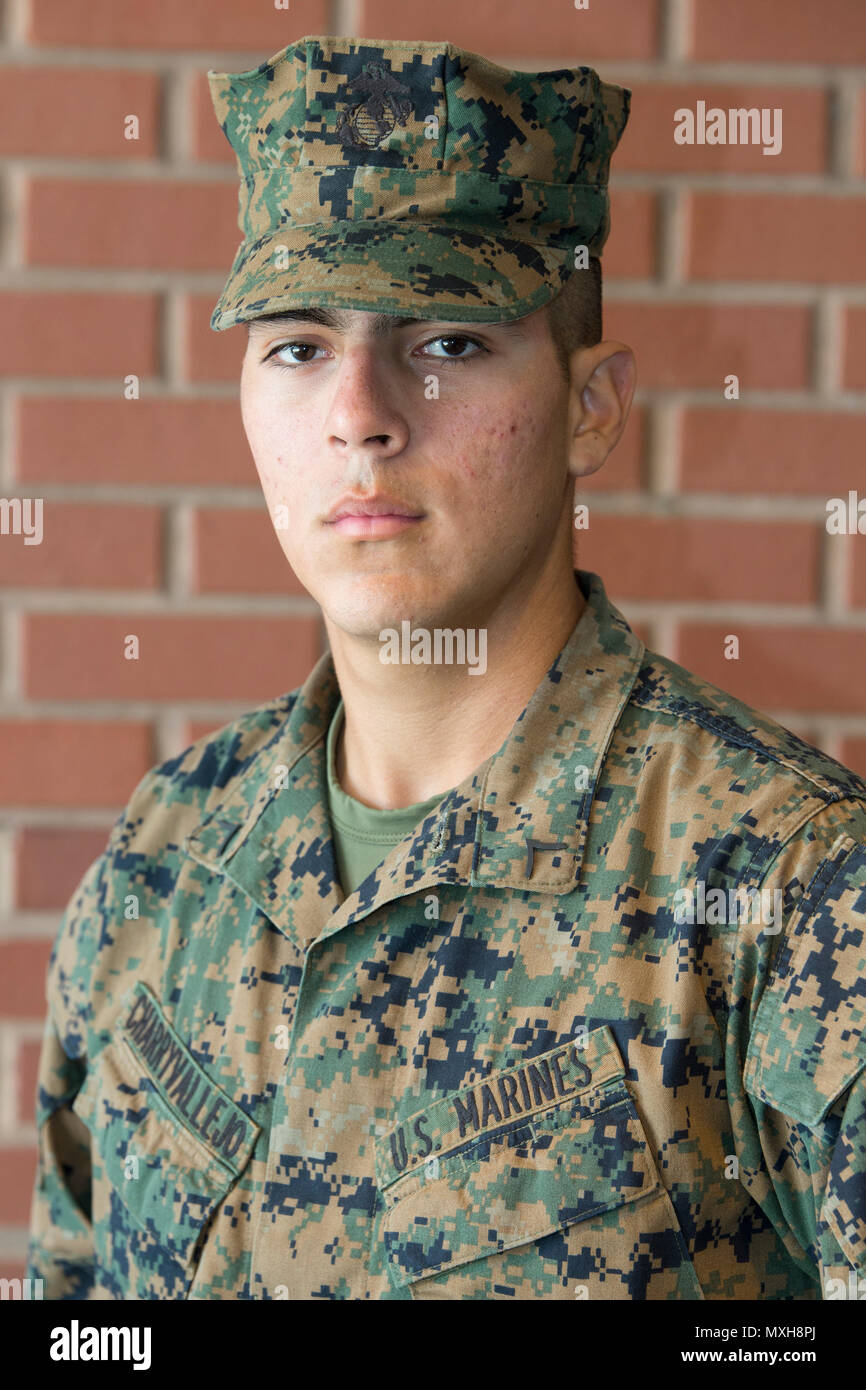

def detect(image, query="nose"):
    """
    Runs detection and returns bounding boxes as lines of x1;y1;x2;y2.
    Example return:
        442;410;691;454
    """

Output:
324;343;409;457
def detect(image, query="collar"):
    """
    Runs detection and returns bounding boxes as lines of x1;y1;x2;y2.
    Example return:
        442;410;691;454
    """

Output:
184;569;645;953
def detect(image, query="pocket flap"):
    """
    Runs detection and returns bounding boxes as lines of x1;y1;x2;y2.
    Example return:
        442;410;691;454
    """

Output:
379;1028;659;1289
73;982;260;1266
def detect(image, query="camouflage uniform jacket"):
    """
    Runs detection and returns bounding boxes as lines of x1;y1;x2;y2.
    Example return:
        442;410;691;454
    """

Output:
27;569;866;1300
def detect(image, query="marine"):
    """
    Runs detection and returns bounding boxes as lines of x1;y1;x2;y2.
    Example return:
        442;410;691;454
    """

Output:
25;33;866;1303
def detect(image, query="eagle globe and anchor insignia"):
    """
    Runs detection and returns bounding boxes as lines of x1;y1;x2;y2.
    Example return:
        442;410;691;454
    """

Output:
336;61;413;149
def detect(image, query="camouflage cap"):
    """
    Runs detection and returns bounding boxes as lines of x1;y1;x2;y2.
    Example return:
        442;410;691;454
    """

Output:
207;35;630;331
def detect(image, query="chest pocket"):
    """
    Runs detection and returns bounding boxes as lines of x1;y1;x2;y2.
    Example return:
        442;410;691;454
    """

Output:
375;1026;704;1301
72;981;260;1299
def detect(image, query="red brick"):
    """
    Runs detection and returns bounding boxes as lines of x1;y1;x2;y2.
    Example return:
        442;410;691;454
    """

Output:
856;89;866;178
677;624;866;714
26;179;237;271
850;532;866;608
578;517;820;604
193;73;236;164
360;0;660;58
604;303;811;390
193;509;310;596
29;0;325;49
16;827;111;910
681;410;866;496
17;399;251;487
843;307;866;390
688;194;866;284
25;616;321;701
0;941;51;1018
619;84;827;174
0;1147;38;1225
691;0;866;64
184;294;248;382
605;191;656;279
0;293;158;377
0;721;152;806
840;738;866;779
0;504;161;590
17;1038;43;1128
0;68;160;158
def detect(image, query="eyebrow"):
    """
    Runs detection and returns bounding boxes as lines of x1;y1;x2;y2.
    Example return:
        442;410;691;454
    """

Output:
245;307;530;337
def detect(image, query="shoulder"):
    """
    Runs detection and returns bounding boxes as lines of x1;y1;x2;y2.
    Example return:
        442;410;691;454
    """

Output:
46;689;304;1042
623;651;866;1153
106;687;303;858
622;646;866;813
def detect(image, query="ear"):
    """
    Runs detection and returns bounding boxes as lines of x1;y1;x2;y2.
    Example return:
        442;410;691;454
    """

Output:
566;342;636;478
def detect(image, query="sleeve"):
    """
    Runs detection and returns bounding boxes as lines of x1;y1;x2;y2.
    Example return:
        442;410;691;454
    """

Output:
739;817;866;1299
25;851;109;1300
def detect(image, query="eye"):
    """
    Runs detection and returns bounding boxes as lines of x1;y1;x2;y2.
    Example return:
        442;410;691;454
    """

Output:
263;341;326;367
418;335;486;361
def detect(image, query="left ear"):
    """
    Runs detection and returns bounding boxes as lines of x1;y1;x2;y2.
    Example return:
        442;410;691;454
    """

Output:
566;342;636;478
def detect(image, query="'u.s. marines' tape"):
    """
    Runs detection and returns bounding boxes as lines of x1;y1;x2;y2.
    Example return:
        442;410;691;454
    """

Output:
122;981;258;1171
376;1024;625;1188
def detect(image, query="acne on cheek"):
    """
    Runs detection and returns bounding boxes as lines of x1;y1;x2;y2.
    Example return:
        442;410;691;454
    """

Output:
446;411;538;490
486;411;540;456
258;461;282;489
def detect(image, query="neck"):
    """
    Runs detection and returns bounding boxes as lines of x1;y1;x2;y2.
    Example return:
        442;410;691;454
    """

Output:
326;560;585;810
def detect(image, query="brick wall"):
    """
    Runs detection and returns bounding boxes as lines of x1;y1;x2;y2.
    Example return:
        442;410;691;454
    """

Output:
1;0;865;1281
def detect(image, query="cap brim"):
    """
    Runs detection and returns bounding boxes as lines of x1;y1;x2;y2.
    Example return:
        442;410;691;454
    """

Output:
210;220;573;330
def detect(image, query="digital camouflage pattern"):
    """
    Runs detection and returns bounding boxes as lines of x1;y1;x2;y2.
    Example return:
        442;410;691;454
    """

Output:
206;36;630;330
27;570;866;1299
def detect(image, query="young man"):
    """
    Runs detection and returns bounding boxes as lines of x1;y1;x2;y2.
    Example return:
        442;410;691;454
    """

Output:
28;36;866;1301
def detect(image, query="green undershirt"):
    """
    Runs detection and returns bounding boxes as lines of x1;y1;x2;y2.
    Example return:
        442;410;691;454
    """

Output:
325;699;449;897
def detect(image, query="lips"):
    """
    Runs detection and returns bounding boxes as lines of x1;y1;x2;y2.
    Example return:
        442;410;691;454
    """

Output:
326;495;424;523
328;513;424;538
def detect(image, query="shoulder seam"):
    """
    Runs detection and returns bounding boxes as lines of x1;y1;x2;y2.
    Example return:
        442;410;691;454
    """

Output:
631;680;865;806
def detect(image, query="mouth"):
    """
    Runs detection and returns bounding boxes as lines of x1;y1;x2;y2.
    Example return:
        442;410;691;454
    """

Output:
326;514;425;539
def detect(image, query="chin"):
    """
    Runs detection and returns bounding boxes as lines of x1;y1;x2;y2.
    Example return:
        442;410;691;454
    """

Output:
324;598;411;636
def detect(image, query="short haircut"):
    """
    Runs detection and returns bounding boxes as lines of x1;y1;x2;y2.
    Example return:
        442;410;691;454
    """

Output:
545;256;602;378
